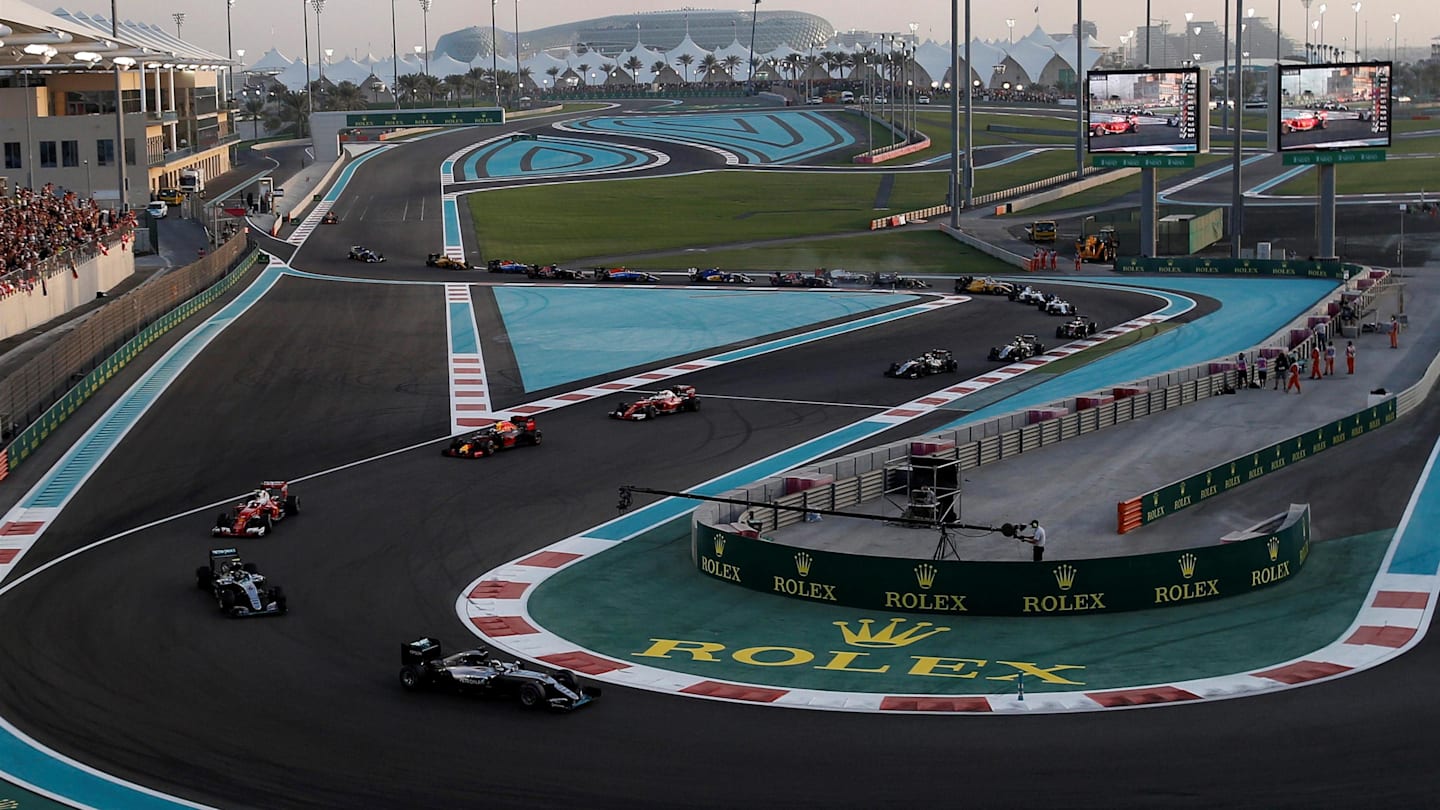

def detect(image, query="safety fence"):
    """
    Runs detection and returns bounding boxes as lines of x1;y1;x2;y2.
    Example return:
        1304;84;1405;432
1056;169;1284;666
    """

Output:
868;166;1106;230
0;235;256;478
691;505;1311;616
702;366;1241;537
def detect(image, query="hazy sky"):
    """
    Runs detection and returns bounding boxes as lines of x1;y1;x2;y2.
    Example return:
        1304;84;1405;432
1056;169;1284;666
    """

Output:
57;0;1436;63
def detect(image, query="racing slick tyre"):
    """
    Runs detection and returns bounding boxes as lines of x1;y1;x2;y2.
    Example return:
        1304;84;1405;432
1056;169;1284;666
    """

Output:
219;589;238;612
1036;343;1046;354
685;399;700;412
519;683;545;709
556;670;579;692
529;431;543;446
399;666;423;691
988;348;1000;360
285;495;300;515
196;567;212;589
252;519;268;538
645;406;658;420
215;513;229;530
271;586;287;615
1057;327;1065;338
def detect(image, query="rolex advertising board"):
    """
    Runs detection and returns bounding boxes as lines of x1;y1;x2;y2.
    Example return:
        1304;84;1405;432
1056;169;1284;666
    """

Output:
1114;256;1362;279
693;505;1310;616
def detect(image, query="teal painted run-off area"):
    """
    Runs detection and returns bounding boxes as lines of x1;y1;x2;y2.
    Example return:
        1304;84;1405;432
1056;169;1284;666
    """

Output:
458;137;654;180
566;110;855;164
491;287;916;392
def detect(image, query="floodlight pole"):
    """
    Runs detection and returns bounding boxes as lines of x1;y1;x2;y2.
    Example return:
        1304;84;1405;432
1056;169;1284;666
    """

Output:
1076;1;1084;181
1231;0;1245;257
963;0;973;208
948;0;959;226
111;0;128;209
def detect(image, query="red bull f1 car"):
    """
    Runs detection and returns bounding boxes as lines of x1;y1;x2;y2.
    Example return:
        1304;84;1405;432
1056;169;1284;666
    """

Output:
212;481;299;537
195;548;288;618
399;638;600;710
442;417;543;457
610;385;700;420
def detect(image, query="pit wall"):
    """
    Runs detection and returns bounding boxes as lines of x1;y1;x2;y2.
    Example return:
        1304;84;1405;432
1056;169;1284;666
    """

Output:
691;505;1309;616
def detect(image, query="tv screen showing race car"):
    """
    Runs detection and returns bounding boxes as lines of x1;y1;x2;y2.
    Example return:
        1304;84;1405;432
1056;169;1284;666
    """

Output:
1276;61;1392;151
1085;68;1207;154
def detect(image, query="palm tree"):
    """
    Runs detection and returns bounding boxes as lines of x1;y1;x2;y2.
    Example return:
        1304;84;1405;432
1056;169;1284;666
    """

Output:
517;66;533;94
545;65;561;91
624;55;644;81
267;89;310;137
650;60;666;81
327;80;368;111
395;73;425;106
442;74;468;105
418;74;443;103
699;53;719;83
782;54;802;84
822;50;842;79
468;67;491;105
676;53;695;83
242;97;266;139
722;54;742;81
577;63;590;86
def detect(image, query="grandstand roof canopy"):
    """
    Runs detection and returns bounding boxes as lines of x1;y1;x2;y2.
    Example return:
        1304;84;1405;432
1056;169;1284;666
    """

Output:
0;2;231;71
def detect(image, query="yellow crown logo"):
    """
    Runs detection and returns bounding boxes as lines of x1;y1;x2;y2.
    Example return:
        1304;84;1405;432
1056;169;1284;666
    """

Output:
1267;537;1279;562
914;563;937;590
795;552;812;577
713;535;726;557
1178;552;1197;580
834;618;951;648
1054;564;1077;591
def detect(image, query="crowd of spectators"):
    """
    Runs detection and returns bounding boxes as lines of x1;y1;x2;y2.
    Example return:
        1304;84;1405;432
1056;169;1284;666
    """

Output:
0;184;136;299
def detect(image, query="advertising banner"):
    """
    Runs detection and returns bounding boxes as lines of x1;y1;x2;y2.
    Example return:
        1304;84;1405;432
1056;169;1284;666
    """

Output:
694;506;1310;616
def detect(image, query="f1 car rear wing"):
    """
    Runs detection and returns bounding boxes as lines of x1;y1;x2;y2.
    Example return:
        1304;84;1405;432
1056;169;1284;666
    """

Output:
261;480;287;488
403;637;444;664
210;548;239;558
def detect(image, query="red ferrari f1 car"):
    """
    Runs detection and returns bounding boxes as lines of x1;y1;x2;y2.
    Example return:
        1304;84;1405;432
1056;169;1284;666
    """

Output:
442;417;543;457
212;481;299;537
610;385;701;420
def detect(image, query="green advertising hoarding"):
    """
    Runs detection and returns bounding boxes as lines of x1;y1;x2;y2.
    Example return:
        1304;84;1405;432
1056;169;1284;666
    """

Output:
1092;154;1197;169
1282;149;1387;165
344;109;504;128
1114;256;1366;280
693;505;1310;616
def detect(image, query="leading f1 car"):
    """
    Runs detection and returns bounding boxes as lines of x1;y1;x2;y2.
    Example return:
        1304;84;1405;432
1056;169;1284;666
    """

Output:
399;638;600;710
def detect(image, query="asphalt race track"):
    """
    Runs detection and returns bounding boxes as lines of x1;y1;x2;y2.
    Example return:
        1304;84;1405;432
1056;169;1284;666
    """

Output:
4;105;1440;809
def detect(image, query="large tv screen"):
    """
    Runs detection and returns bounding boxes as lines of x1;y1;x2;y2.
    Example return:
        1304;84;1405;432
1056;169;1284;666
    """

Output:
1086;68;1207;154
1276;61;1391;151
